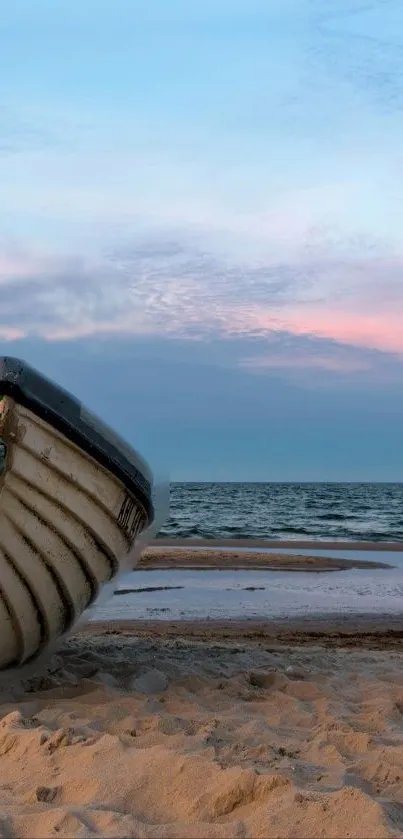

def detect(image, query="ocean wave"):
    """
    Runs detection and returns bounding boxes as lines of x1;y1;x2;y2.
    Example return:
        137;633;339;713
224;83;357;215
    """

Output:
157;482;403;542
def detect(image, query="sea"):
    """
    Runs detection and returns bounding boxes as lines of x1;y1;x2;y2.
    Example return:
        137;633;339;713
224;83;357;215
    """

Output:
91;482;403;624
157;482;403;542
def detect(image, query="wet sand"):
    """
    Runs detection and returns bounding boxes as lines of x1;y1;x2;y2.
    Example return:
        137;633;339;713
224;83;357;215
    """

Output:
138;547;394;572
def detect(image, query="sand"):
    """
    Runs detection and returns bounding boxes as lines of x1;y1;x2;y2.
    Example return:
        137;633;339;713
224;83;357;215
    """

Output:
0;619;403;837
84;613;403;650
138;547;393;572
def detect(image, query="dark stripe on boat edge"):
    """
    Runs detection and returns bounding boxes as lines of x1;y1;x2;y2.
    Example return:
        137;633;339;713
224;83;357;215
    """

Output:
0;549;26;667
3;509;76;635
0;531;49;651
10;468;119;579
6;485;99;607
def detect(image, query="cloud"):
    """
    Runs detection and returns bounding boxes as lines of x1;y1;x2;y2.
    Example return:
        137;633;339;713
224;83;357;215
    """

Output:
0;237;296;339
273;307;403;354
239;343;403;389
240;353;372;373
0;326;25;340
1;236;402;365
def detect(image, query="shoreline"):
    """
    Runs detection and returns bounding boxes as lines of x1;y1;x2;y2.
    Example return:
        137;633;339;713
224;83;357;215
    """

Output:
149;537;403;551
138;547;395;572
82;613;403;649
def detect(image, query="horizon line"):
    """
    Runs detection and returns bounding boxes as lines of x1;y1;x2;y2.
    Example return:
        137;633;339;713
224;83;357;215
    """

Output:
169;480;403;485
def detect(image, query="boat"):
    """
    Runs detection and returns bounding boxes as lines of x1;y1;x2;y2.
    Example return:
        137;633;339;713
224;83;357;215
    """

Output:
0;357;154;670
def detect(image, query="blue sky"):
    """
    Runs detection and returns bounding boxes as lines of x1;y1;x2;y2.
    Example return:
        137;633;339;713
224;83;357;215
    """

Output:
1;0;402;480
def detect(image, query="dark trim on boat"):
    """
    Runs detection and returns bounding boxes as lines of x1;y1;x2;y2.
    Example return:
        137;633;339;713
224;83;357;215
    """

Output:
10;469;119;580
0;357;154;525
5;487;99;607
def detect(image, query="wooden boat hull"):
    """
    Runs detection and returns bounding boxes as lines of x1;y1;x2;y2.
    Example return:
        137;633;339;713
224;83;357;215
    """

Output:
0;359;153;670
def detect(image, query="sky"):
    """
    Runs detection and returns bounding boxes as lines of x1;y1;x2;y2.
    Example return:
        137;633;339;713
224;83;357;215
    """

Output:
1;0;402;481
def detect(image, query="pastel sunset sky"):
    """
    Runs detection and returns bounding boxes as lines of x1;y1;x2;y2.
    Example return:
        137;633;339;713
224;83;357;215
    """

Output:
1;0;402;480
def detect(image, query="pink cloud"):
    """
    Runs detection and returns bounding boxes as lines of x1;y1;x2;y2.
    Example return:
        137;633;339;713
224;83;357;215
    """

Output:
285;308;403;355
237;306;403;355
0;326;25;340
43;317;158;341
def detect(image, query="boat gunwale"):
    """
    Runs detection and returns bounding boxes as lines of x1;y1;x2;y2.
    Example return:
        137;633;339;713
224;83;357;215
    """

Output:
0;357;154;524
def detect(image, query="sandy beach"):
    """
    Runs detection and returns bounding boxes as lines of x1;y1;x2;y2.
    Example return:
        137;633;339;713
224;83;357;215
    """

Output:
0;613;403;838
